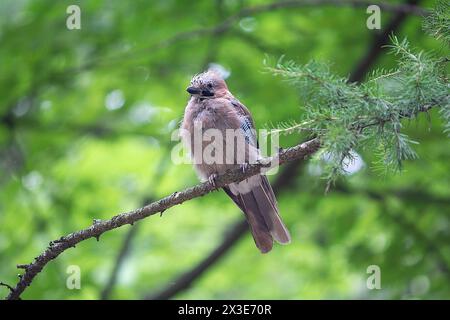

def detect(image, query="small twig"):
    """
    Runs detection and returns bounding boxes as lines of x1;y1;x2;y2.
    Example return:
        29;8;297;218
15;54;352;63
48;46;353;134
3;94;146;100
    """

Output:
368;70;402;82
16;264;30;270
0;282;14;293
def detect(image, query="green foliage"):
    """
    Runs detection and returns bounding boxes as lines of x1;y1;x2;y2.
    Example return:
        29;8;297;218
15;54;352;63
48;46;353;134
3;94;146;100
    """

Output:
423;0;450;45
0;0;448;300
266;36;449;186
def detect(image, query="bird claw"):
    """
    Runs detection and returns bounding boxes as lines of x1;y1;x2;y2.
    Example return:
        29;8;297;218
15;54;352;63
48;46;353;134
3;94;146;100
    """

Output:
208;173;218;188
240;162;250;173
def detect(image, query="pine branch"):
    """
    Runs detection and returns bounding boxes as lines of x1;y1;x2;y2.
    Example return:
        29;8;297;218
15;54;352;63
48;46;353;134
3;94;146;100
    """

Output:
266;36;449;183
423;0;450;45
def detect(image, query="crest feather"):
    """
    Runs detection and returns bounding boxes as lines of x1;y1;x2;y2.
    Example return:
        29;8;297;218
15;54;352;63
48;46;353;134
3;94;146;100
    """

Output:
190;69;223;85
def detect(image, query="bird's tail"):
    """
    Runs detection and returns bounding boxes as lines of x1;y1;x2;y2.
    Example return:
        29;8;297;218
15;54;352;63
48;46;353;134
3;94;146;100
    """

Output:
224;176;291;253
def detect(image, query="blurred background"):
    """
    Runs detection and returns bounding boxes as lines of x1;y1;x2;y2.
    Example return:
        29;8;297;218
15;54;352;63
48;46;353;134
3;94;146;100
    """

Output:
0;0;448;299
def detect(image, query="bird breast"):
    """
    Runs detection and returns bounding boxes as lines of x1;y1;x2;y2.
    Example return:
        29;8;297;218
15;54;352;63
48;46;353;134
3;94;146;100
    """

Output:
190;100;219;127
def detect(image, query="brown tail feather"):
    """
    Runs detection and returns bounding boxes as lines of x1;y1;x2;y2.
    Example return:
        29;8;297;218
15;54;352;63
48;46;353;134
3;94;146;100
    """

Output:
240;192;273;253
223;176;291;253
254;176;291;244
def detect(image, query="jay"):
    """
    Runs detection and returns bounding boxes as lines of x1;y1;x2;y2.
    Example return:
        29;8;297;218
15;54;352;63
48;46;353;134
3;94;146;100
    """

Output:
181;70;290;253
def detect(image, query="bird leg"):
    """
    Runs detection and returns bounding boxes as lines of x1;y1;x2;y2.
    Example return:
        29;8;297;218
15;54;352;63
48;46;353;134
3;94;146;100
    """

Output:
208;173;218;189
240;162;250;173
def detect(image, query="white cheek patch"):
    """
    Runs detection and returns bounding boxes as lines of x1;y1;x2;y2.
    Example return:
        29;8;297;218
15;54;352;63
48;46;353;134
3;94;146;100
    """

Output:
229;175;261;195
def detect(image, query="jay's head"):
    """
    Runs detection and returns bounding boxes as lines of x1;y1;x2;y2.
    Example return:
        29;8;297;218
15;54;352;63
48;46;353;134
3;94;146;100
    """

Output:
187;70;228;99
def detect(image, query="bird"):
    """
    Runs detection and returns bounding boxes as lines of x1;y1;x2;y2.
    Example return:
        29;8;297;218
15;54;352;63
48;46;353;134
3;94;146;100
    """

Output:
180;70;291;253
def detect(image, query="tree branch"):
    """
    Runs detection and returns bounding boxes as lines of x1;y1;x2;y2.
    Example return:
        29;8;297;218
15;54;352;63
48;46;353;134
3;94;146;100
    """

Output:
144;219;249;300
72;0;427;73
144;159;308;300
348;0;423;82
223;0;428;23
334;184;450;277
99;151;173;299
0;282;14;294
4;138;321;300
141;0;426;299
100;224;139;300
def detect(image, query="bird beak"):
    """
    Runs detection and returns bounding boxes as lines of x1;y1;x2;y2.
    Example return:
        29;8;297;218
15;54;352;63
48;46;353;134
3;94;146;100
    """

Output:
186;86;200;95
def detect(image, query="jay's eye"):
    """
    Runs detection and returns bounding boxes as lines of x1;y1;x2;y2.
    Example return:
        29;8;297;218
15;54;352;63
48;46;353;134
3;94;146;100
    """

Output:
207;83;213;89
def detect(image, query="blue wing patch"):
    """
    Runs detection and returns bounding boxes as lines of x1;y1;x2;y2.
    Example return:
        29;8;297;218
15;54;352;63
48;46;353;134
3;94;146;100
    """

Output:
230;99;259;148
240;117;257;147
